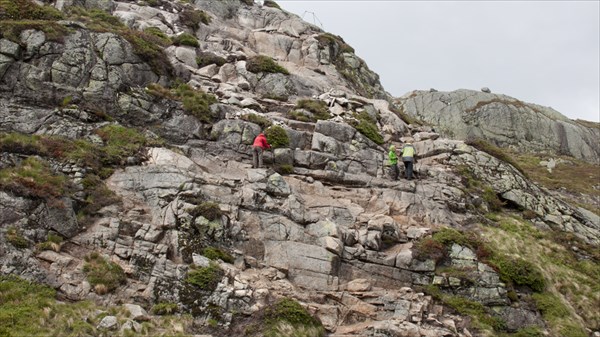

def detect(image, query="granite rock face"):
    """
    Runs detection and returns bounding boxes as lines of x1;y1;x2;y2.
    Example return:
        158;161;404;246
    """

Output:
398;89;600;163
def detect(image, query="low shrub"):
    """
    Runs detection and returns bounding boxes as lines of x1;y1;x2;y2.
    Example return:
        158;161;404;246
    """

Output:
121;30;173;76
274;164;294;175
83;253;126;294
294;99;331;121
196;52;227;68
265;125;289;148
246;55;289;75
241;114;272;129
36;232;63;252
188;201;222;221
95;124;148;165
287;110;312;122
261;298;325;337
262;0;281;9
173;83;218;122
143;27;171;45
180;8;211;29
412;237;446;263
0;157;68;200
483;187;505;211
531;293;569;320
66;7;124;31
351;111;383;145
0;0;63;20
185;262;223;291
0;20;68;43
315;33;354;54
151;302;179;315
172;32;198;47
202;247;234;264
6;227;29;249
490;255;545;292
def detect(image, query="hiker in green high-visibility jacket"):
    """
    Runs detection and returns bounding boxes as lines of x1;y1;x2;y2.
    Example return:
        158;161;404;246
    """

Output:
401;139;417;180
388;145;399;180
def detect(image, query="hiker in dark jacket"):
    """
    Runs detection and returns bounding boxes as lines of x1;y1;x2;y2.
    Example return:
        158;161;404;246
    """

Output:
401;139;416;180
252;132;271;168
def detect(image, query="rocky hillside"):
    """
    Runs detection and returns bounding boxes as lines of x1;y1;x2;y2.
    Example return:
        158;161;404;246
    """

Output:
396;89;600;163
1;1;599;337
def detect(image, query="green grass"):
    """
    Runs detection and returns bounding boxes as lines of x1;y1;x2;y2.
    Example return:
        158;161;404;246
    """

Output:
0;157;67;200
173;32;199;47
244;298;325;337
196;52;227;68
0;0;63;20
95;124;148;165
202;247;234;264
174;83;218;122
291;99;331;122
265;125;289;148
241;114;272;129
246;55;289;75
0;275;193;336
185;262;223;291
351;111;383;145
179;8;211;29
188;201;222;221
83;252;126;294
0;20;69;43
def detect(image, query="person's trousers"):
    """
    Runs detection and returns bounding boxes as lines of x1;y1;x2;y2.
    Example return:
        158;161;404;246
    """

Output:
403;160;414;179
252;146;264;168
390;163;399;180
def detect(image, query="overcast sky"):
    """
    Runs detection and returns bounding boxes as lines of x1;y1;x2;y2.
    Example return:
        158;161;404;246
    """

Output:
278;1;600;122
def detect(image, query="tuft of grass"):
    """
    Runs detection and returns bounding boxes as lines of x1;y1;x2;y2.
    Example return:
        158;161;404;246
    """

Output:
483;186;505;212
196;52;227;68
121;30;173;76
185;262;223;291
412;237;446;263
172;32;199;47
202;247;234;264
246;55;289;75
274;164;294;175
261;298;325;337
83;253;126;293
531;293;569;320
315;33;354;54
262;0;281;9
179;8;211;29
0;0;64;20
0;20;69;43
6;227;29;249
292;99;331;121
95;124;148;165
66;7;124;31
0;157;67;200
351;111;383;145
151;302;179;315
265;125;289;149
143;26;172;45
188;201;222;221
241;114;272;129
173;83;218;123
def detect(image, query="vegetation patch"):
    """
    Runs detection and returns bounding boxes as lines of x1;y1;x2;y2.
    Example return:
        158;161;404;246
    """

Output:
241;114;272;129
151;302;179;315
465;138;525;175
0;20;69;43
196;51;227;68
188;201;222;221
481;215;598;333
262;0;281;9
289;99;331;122
483;186;505;212
172;32;199;47
510;152;600;214
36;232;63;252
66;7;124;31
121;30;173;76
202;247;234;264
274;164;294;175
245;298;324;337
0;0;63;20
173;83;218;123
6;227;29;249
83;252;126;294
315;33;354;54
185;262;223;291
143;26;171;45
179;8;211;29
350;111;383;145
95;124;148;166
265;125;289;148
246;55;289;75
0;275;192;336
389;103;419;125
0;157;67;200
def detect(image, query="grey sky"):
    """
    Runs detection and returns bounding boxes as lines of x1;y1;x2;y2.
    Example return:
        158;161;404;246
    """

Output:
278;0;600;122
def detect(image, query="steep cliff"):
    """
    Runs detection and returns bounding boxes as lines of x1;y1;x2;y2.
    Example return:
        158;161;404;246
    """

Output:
0;1;598;337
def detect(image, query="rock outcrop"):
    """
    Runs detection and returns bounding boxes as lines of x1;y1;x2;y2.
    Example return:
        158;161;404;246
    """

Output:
397;89;600;163
0;1;598;336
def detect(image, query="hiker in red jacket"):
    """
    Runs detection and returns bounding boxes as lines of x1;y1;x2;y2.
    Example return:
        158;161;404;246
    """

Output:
252;132;271;168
